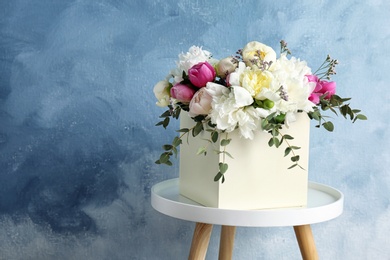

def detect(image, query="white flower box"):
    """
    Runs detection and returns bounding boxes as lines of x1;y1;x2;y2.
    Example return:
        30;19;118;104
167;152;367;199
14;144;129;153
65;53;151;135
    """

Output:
179;112;310;210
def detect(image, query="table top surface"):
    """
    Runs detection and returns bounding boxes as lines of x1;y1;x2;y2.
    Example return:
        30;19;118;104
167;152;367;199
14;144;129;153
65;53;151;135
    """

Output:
151;178;344;227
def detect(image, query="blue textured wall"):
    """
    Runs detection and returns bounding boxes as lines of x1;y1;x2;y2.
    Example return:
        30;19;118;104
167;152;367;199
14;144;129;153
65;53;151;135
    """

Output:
0;0;388;259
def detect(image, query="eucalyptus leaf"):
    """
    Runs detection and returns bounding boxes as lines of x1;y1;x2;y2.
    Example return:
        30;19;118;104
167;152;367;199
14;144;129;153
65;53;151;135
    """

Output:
160;110;171;118
291;155;300;162
162;117;170;128
172;136;182;147
274;137;280;148
192;122;203;137
309;110;321;121
356;114;367;120
284;147;292;157
196;147;207;156
172;146;178;156
214;172;223;182
176;128;189;133
288;163;298;169
261;119;269;129
268;137;274;147
221;139;231;146
223;151;234;159
159;152;171;164
219;163;228;174
323;121;334;132
155;121;164;127
211;131;219;143
162;144;173;150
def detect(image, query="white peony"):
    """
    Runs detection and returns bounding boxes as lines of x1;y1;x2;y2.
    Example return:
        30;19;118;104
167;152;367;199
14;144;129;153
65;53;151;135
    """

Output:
153;80;171;107
266;54;315;125
242;41;277;66
206;83;261;139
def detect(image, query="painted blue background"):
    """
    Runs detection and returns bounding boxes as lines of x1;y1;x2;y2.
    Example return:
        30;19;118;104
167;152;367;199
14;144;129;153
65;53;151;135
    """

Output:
0;0;388;259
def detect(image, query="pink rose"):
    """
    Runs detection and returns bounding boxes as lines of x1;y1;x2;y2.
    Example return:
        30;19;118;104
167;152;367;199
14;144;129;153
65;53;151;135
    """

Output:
188;62;216;88
189;88;212;116
170;83;196;103
307;75;336;104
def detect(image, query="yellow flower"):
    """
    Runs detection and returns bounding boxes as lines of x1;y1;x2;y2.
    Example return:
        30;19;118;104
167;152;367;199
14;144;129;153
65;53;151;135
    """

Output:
240;68;273;97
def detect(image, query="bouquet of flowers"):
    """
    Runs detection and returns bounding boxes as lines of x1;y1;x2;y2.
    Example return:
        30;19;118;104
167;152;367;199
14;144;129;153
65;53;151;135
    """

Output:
153;40;366;182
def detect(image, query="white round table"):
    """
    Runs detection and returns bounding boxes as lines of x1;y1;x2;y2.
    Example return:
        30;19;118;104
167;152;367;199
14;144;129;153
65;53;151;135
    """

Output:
151;178;343;260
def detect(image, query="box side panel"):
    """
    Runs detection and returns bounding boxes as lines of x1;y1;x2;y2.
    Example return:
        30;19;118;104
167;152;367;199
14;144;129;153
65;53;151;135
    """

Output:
178;113;220;207
218;113;310;209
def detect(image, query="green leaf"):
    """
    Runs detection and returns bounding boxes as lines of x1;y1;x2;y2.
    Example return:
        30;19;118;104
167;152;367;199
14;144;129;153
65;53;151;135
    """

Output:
196;147;207;156
223;151;234;159
340;105;354;120
221;139;231;146
261;119;269;129
279;137;284;146
214;172;223;182
322;121;334;132
288;163;298;169
160;110;171;118
273;137;280;148
284;147;292;157
219;163;229;174
309;110;321;121
272;128;278;137
162;144;173;150
266;112;277;121
283;134;294;140
268;137;274;147
290;146;301;150
176;128;189;133
172;146;178;156
262;123;272;131
172;108;181;119
193;115;206;122
208;120;216;128
159;152;171;164
356;114;367;120
192;122;204;137
155;121;164;127
172;136;182;147
211;131;219;143
162;117;170;128
291;155;300;162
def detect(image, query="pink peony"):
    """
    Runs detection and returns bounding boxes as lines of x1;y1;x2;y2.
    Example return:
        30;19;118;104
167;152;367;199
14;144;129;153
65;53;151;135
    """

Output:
170;83;196;103
320;80;336;99
188;62;216;88
307;75;336;104
189;87;212;116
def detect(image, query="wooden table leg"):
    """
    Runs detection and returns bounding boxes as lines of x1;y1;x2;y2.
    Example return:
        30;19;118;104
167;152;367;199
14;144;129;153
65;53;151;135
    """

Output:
189;222;213;260
218;225;236;260
293;225;319;260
